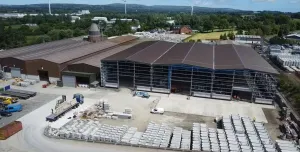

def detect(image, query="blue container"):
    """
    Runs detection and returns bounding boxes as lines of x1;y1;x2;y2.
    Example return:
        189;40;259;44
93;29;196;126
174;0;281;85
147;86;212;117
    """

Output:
4;85;10;91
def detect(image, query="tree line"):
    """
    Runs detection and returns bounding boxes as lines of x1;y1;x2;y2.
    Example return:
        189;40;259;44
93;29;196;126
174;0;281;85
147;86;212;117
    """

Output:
0;12;300;49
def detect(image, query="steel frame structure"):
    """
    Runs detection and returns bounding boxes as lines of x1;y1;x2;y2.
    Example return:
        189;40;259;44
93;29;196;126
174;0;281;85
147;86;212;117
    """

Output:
101;60;276;102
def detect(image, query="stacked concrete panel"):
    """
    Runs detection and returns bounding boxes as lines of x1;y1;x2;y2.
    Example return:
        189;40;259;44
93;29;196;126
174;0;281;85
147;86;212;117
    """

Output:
57;119;128;143
121;127;137;144
192;123;201;151
181;129;191;150
217;129;229;152
130;132;143;145
223;115;241;152
170;127;182;149
209;128;220;152
138;122;172;148
254;122;277;152
276;140;299;152
200;123;211;151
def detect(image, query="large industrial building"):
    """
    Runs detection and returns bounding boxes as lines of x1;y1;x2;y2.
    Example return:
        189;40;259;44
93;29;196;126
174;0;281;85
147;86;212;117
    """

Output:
0;23;138;87
101;41;278;104
0;22;279;103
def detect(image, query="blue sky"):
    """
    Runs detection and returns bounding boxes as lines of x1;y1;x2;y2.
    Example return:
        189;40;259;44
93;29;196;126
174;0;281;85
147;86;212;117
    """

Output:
1;0;300;12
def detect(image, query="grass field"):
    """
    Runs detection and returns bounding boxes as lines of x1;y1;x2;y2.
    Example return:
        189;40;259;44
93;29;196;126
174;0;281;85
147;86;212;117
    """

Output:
185;30;237;42
26;35;40;44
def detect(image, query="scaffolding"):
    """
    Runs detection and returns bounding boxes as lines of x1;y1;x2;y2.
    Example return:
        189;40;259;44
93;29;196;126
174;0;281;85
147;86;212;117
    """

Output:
101;61;277;103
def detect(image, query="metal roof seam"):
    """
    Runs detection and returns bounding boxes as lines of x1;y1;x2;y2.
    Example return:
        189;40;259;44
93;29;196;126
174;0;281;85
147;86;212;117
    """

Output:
151;43;177;64
126;41;160;60
231;44;246;69
182;42;196;64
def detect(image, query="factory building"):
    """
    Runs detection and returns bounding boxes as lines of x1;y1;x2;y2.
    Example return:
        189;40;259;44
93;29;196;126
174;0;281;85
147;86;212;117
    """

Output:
101;41;278;104
235;35;262;45
0;23;138;87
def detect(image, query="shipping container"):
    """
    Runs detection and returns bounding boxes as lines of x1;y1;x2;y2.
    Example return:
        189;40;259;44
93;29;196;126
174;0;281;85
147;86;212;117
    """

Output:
0;121;22;140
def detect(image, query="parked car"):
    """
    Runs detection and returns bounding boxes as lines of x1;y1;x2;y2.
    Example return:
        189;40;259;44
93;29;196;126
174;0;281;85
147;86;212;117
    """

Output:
0;111;12;117
150;108;164;114
4;103;22;113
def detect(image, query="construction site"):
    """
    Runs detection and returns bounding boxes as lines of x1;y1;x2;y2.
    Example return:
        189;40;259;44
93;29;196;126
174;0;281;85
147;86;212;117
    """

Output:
0;23;298;152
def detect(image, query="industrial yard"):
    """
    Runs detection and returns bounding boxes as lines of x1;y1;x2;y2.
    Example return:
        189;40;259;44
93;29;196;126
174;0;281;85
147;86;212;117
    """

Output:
0;80;283;152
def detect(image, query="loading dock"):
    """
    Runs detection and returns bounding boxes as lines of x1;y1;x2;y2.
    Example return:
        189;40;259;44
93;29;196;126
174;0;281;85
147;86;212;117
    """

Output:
61;71;96;88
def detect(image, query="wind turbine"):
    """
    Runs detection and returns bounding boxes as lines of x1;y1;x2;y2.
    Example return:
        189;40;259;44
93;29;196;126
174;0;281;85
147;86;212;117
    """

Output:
48;0;52;15
123;0;127;14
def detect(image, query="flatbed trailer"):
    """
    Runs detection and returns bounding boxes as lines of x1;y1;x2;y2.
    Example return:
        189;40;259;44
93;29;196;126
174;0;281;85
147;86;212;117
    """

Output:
8;89;36;97
46;100;79;122
1;91;30;99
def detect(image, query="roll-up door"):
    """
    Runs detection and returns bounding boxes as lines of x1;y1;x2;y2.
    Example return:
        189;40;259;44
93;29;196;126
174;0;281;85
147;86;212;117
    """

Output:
62;75;76;88
11;67;21;78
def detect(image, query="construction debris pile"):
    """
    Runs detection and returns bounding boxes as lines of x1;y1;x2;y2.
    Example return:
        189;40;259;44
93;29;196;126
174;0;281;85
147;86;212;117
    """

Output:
79;99;132;120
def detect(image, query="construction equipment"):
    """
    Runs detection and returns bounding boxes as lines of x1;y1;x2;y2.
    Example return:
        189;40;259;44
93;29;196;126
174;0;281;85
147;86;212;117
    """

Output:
133;91;150;98
0;96;18;105
46;94;83;122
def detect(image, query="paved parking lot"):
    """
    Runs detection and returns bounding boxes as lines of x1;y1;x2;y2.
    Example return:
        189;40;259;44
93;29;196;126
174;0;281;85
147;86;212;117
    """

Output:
0;93;58;127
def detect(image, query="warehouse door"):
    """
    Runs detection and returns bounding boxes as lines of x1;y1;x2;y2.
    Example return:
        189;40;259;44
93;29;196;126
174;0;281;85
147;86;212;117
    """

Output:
10;67;21;78
62;75;76;88
38;70;49;81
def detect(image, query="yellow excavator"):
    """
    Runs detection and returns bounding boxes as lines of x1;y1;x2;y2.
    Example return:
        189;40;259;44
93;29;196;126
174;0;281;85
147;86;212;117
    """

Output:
0;96;18;105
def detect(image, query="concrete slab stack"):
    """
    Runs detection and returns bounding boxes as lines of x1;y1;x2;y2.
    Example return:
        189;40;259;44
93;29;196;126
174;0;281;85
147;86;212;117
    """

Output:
121;127;137;144
181;129;191;150
170;127;182;149
57;119;129;143
217;129;229;152
138;122;172;148
254;122;277;152
159;123;172;148
130;132;143;145
192;123;201;151
223;115;241;152
209;128;220;152
276;140;299;152
200;123;211;151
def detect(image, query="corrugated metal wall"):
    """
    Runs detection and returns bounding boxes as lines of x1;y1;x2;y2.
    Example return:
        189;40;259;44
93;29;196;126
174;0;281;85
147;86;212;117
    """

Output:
25;59;60;78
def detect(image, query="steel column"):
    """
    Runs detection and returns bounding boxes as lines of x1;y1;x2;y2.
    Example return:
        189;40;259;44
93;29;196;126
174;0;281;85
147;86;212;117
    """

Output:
117;61;119;88
230;70;236;100
210;70;215;98
190;67;194;96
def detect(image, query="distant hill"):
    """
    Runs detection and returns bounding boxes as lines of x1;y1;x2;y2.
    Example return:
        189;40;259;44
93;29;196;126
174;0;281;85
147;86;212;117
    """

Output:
0;3;250;14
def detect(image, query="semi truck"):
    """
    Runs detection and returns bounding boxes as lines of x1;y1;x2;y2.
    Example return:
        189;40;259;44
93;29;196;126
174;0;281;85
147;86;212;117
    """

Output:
46;94;84;122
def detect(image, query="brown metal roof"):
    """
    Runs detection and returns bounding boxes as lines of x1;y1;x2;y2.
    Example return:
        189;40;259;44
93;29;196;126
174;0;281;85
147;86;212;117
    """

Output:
233;44;279;74
103;41;157;61
73;40;144;67
182;43;214;69
214;44;244;70
102;41;278;74
35;35;137;64
154;43;194;65
16;41;91;60
0;38;83;58
127;41;176;64
107;35;137;43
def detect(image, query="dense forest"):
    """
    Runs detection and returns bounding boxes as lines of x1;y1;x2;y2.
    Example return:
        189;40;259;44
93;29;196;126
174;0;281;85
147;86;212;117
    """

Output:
0;4;300;49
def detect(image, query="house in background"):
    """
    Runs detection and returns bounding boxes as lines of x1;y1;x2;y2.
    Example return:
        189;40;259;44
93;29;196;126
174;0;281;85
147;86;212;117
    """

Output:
172;25;192;34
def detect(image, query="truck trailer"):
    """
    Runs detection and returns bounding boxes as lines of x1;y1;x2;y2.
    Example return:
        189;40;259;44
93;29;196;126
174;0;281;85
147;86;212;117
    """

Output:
46;95;83;122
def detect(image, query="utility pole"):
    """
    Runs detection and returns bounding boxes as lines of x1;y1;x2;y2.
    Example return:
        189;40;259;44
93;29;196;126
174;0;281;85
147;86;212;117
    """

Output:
123;0;127;15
